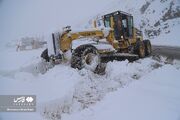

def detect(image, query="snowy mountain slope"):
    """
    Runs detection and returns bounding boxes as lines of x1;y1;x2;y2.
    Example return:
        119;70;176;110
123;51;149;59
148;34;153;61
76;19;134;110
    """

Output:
139;0;180;36
139;0;180;46
85;0;180;46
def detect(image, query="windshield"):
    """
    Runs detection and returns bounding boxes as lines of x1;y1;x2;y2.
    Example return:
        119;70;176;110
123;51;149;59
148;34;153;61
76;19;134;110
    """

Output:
104;17;110;27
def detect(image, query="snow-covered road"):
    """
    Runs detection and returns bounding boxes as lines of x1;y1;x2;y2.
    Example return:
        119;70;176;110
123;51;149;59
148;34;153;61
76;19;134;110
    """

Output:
152;45;180;60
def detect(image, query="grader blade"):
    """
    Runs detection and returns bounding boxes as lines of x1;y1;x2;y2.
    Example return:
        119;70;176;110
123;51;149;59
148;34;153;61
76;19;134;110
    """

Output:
100;53;139;63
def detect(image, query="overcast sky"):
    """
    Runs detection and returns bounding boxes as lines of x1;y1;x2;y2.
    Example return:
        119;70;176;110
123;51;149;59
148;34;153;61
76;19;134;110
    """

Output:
0;0;113;45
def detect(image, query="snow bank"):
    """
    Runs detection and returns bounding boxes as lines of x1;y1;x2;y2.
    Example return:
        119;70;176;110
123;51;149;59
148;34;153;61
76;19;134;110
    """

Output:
0;48;45;71
62;64;180;120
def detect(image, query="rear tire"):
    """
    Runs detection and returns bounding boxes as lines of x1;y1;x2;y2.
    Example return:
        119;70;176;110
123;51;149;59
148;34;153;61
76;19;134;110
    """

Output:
143;40;152;56
134;41;145;58
71;44;103;73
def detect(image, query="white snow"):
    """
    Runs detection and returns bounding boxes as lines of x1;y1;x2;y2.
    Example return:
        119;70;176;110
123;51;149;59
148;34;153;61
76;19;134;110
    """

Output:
151;19;180;46
0;0;180;120
0;48;44;71
0;46;180;120
72;38;115;51
62;64;180;120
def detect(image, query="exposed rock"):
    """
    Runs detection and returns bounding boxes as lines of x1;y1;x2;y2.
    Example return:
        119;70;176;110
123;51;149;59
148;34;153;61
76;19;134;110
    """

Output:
162;1;180;22
140;1;151;14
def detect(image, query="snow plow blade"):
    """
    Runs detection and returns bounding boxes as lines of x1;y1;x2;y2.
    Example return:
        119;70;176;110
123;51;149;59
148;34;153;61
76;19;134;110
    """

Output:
100;53;139;63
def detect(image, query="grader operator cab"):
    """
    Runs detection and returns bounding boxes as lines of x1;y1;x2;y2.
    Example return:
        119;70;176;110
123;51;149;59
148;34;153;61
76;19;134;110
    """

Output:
104;11;134;39
41;11;152;74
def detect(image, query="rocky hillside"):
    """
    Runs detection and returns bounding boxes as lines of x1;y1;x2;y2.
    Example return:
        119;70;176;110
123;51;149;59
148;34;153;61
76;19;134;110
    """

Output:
139;0;180;38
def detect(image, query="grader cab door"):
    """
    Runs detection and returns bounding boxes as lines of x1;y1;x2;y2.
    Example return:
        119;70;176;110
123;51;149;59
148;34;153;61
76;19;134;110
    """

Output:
104;11;134;40
121;14;133;39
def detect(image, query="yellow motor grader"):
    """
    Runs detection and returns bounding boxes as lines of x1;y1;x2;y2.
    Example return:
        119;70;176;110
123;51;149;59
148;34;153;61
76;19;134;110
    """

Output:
41;11;152;73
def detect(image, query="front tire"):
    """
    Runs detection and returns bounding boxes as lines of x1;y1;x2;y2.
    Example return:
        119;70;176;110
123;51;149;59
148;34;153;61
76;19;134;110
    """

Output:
71;44;102;73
